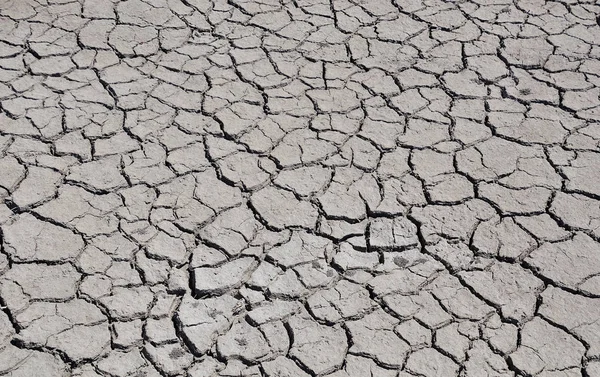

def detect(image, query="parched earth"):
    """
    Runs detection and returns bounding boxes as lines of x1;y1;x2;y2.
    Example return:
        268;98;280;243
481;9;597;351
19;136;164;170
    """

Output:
0;0;599;376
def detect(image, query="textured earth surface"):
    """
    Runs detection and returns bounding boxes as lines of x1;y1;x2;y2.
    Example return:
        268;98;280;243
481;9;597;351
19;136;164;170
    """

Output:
0;0;600;376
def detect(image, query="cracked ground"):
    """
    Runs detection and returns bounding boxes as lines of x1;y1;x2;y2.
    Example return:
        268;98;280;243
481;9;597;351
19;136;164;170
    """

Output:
1;0;600;376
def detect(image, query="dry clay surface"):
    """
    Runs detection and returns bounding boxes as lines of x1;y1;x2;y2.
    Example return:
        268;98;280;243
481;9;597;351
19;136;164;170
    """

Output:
1;0;600;376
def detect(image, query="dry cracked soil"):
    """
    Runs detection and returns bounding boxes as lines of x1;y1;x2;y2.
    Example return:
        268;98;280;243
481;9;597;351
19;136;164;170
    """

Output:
0;0;600;376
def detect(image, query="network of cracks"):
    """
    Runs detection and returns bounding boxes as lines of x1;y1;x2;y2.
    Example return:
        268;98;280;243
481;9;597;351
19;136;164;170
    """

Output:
1;0;600;376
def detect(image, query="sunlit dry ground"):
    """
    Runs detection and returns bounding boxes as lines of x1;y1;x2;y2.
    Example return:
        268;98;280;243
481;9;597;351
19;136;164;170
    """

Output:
1;0;600;376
